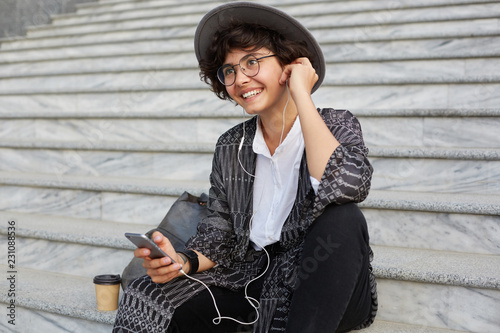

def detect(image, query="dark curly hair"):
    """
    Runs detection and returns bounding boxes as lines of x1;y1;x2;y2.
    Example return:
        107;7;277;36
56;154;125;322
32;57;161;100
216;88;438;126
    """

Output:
199;21;313;101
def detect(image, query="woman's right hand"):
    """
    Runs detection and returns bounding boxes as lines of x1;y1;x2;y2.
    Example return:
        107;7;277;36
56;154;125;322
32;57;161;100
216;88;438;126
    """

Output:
134;231;184;283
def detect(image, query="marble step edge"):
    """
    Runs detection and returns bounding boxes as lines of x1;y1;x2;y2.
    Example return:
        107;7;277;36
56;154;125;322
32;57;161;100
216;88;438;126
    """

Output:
24;1;500;33
2;75;500;96
372;245;500;290
369;146;500;160
5;21;500;53
356;321;468;333
0;264;116;325
0;264;472;332
67;0;500;20
26;16;500;42
358;190;500;216
0;211;148;250
1;140;499;161
0;212;499;290
74;0;210;12
3;17;500;48
2;72;500;88
3;57;500;80
0;171;498;216
0;171;209;197
1;108;498;119
75;0;500;11
2;45;500;66
0;140;217;154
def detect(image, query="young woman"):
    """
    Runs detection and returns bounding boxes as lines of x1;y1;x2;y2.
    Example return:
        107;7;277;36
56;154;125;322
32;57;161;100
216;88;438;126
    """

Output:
114;3;377;332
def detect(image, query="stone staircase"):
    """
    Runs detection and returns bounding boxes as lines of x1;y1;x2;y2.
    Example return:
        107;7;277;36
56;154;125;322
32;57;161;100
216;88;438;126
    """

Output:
0;0;499;332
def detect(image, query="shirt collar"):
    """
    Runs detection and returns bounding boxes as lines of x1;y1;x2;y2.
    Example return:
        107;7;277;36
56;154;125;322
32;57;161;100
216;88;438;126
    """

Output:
253;115;301;157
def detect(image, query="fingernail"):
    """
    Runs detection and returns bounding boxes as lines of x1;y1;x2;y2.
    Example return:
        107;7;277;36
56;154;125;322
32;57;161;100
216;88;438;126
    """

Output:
154;235;161;242
162;258;170;265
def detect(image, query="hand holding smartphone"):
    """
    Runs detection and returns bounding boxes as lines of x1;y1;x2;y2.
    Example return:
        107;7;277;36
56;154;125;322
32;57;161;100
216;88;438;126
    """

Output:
125;232;177;262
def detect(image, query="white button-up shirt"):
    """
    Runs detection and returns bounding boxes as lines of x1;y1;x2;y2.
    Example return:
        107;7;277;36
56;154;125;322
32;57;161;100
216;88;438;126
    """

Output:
249;117;320;250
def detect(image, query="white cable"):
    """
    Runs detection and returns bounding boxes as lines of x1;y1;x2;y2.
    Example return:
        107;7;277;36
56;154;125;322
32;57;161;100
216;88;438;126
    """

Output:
238;82;290;177
278;82;290;146
178;238;270;326
176;185;270;326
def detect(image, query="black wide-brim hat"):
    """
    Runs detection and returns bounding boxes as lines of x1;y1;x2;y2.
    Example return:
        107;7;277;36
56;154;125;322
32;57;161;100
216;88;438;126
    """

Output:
194;2;325;94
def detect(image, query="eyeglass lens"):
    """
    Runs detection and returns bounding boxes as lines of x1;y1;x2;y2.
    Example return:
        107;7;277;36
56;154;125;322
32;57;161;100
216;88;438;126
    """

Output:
218;54;261;86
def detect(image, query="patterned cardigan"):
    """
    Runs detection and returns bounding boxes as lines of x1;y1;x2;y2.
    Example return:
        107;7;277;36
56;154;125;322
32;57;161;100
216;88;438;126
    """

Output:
113;108;377;333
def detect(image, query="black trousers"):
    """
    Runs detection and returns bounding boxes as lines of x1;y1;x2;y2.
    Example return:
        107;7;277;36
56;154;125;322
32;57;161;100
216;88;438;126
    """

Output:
168;203;373;333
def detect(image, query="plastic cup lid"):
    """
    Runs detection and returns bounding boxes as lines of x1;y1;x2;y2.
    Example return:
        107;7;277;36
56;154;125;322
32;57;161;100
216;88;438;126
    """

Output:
93;274;121;285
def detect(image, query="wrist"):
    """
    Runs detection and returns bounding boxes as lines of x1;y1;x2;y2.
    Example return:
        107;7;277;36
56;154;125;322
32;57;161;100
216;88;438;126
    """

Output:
177;250;199;275
176;252;190;273
291;91;314;110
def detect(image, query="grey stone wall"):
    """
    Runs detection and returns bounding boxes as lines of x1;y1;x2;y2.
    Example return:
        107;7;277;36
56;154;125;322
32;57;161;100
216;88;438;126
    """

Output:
0;0;96;39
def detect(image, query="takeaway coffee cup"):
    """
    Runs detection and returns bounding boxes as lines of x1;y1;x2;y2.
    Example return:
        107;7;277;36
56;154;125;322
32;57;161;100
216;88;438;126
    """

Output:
93;274;121;311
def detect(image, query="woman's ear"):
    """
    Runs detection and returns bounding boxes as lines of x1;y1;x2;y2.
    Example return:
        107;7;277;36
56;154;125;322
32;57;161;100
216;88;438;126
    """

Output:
279;70;289;86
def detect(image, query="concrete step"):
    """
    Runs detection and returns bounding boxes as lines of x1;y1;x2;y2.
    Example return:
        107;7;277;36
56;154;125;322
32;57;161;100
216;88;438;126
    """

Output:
2;70;500;95
52;1;219;26
370;156;500;194
0;52;198;76
1;139;499;158
61;0;500;26
364;207;500;255
375;272;499;332
2;182;498;256
359;189;500;216
315;83;500;110
0;82;498;110
321;36;500;63
360;321;467;333
73;0;498;16
313;17;500;43
0;172;207;223
23;1;500;38
2;54;499;81
360;114;500;149
1;62;500;93
0;146;214;182
0;116;235;147
2;28;500;63
0;37;194;62
3;16;499;51
1;245;498;331
0;212;144;278
0;171;498;220
0;89;231;119
1;215;499;291
0;211;150;249
0;143;498;194
1;110;499;149
0;306;112;333
0;265;116;333
75;0;204;15
1;103;497;118
0;265;475;333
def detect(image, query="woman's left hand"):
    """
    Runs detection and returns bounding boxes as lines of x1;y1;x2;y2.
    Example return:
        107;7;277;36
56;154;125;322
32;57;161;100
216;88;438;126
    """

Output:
279;57;319;96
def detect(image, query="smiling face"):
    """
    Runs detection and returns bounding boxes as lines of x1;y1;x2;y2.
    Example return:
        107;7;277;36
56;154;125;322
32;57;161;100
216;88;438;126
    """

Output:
224;48;289;116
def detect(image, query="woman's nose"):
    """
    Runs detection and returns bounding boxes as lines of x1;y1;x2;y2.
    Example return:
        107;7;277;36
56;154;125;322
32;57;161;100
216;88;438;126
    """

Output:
234;66;250;85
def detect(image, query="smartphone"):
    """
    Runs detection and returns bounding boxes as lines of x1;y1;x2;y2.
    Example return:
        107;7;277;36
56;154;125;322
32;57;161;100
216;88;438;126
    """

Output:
125;233;176;262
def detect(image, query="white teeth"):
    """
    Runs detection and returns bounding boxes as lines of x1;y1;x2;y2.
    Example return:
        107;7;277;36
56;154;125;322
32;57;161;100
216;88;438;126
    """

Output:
242;90;262;99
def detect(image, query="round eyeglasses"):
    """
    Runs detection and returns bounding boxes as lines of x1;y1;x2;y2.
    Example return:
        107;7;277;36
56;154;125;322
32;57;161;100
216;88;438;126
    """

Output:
217;54;277;86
